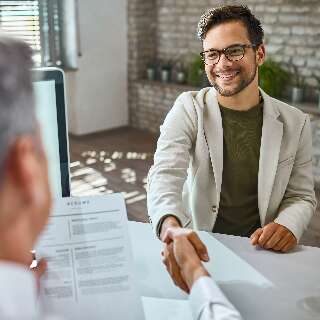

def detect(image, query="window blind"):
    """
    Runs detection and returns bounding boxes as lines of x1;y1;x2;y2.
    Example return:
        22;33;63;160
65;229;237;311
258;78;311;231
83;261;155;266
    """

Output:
0;0;41;65
0;0;78;69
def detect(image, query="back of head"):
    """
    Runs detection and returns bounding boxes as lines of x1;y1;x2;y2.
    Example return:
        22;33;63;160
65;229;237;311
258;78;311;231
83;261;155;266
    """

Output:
0;35;36;170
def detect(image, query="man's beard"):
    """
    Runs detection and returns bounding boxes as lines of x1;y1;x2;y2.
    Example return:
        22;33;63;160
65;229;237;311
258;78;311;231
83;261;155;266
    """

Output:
208;64;257;97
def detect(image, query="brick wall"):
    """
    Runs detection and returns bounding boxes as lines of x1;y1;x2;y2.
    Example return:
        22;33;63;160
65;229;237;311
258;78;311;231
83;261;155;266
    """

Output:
130;81;195;133
128;0;320;133
128;0;157;129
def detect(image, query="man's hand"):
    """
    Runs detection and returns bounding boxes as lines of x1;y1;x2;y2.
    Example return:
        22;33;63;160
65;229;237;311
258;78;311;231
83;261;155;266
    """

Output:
162;242;190;292
161;225;209;292
165;229;210;290
250;222;297;252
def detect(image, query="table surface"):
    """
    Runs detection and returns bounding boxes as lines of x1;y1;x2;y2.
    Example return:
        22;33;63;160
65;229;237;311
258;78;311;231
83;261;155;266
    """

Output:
128;221;320;320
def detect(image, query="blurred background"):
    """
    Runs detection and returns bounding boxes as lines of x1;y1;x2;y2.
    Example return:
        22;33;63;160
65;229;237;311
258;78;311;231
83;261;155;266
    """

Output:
0;0;319;246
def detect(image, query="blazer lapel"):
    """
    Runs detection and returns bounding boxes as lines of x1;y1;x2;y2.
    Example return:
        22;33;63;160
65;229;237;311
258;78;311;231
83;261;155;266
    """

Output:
203;88;223;206
258;90;283;225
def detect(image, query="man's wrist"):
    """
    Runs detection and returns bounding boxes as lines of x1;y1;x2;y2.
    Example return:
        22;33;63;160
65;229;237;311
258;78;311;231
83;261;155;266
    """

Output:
159;215;181;241
182;263;209;289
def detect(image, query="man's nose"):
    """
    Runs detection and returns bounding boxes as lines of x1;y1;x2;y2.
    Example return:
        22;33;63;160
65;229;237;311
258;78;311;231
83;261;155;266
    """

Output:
217;53;233;68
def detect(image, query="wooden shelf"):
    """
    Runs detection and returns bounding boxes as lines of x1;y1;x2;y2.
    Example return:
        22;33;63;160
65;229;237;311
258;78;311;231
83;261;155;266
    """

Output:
136;80;320;116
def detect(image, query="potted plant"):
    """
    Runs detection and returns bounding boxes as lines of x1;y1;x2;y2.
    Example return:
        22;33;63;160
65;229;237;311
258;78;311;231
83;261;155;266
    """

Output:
160;60;172;83
290;64;305;103
258;59;290;98
146;60;157;81
187;54;205;87
175;61;187;84
314;74;320;109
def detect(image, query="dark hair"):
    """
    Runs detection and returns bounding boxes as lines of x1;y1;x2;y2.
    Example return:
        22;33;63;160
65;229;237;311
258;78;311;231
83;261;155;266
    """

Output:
197;5;264;45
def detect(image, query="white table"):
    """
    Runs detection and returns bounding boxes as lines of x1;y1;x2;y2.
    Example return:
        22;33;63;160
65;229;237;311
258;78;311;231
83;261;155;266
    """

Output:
128;222;320;320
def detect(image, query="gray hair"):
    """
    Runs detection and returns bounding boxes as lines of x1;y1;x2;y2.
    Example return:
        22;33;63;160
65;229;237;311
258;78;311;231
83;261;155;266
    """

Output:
0;35;36;170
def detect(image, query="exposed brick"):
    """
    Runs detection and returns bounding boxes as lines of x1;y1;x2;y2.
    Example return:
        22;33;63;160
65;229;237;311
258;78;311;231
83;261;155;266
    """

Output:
128;0;320;133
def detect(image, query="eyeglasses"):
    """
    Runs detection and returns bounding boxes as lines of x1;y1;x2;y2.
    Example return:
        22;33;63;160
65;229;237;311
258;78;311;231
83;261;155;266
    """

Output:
200;44;258;66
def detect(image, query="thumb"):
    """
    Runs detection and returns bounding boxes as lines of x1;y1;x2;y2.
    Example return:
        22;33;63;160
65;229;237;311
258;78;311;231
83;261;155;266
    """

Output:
189;233;209;262
162;228;176;244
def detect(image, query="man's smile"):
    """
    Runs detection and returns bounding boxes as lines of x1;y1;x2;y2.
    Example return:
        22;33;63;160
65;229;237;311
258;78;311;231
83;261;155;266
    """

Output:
215;70;240;81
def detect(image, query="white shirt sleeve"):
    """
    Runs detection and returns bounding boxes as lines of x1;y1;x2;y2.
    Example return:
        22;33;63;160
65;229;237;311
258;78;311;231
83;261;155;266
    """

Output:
0;261;64;320
189;276;242;320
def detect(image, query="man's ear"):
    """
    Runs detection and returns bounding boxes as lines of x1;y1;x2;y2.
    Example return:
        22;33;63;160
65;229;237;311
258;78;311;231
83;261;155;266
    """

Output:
7;135;43;205
256;44;266;66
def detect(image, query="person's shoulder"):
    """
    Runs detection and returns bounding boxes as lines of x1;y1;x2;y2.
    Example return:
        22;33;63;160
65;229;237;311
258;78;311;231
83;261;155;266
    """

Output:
272;97;307;118
262;92;308;125
176;87;214;107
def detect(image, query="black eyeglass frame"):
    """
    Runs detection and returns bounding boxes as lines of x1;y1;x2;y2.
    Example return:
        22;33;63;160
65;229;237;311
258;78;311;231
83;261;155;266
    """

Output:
200;43;259;65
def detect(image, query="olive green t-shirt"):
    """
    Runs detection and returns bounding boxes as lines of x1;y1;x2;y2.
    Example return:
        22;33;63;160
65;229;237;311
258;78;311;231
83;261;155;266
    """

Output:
212;101;263;237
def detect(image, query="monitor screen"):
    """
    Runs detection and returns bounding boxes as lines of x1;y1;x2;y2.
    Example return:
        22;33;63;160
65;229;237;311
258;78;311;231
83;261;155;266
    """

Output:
33;68;70;198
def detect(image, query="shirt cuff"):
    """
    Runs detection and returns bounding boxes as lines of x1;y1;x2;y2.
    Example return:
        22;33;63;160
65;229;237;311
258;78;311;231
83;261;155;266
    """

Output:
189;276;241;320
156;214;182;240
0;261;39;318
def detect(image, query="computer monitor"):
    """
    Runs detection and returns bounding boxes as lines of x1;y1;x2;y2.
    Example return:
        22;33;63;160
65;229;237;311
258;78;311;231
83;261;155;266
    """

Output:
32;67;71;198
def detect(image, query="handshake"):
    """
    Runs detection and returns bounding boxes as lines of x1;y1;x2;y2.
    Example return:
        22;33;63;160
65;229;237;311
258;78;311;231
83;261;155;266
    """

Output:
160;217;210;293
160;215;298;293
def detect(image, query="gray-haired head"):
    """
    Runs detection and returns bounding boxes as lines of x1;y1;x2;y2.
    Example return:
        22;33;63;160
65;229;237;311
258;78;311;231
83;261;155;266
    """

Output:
0;35;36;170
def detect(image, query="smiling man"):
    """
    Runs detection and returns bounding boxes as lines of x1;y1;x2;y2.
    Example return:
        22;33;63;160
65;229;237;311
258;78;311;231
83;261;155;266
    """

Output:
147;5;316;292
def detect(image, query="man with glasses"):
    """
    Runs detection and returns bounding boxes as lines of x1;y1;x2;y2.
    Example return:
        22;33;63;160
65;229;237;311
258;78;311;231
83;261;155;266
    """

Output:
147;4;316;298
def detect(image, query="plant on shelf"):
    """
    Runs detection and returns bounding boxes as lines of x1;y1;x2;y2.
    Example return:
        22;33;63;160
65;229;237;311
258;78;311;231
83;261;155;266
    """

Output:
258;58;290;98
313;74;320;109
160;60;172;83
174;61;187;84
289;64;305;103
146;60;158;81
187;54;206;87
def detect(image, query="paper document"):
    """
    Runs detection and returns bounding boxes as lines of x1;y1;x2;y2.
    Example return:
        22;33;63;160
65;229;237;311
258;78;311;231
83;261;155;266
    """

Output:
36;194;145;320
142;296;193;320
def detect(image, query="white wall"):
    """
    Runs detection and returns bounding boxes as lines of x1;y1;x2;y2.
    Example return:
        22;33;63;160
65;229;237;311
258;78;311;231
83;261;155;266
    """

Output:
66;0;128;135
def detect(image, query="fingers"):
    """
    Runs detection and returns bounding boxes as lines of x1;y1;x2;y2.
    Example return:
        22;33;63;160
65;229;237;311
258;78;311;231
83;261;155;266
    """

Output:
258;224;277;247
251;223;297;252
188;232;209;262
273;232;297;253
250;228;263;245
162;227;175;244
163;227;209;262
162;243;189;293
272;233;293;251
281;238;297;253
168;260;189;293
264;228;285;250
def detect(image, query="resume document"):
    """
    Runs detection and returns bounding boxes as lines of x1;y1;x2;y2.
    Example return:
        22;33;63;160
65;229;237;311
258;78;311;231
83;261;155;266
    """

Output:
36;194;145;320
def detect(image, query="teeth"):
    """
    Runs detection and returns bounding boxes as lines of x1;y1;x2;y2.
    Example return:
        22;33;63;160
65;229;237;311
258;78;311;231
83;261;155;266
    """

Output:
216;71;238;79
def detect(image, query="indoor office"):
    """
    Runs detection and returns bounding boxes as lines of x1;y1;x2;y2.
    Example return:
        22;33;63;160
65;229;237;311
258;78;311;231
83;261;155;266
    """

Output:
0;1;319;320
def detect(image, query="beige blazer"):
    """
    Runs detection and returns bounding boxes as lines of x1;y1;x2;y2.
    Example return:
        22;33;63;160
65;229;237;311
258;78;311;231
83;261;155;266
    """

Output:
147;87;316;241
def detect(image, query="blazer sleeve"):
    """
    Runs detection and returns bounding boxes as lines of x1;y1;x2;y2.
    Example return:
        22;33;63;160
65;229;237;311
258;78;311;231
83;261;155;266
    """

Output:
274;115;317;241
147;92;197;237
